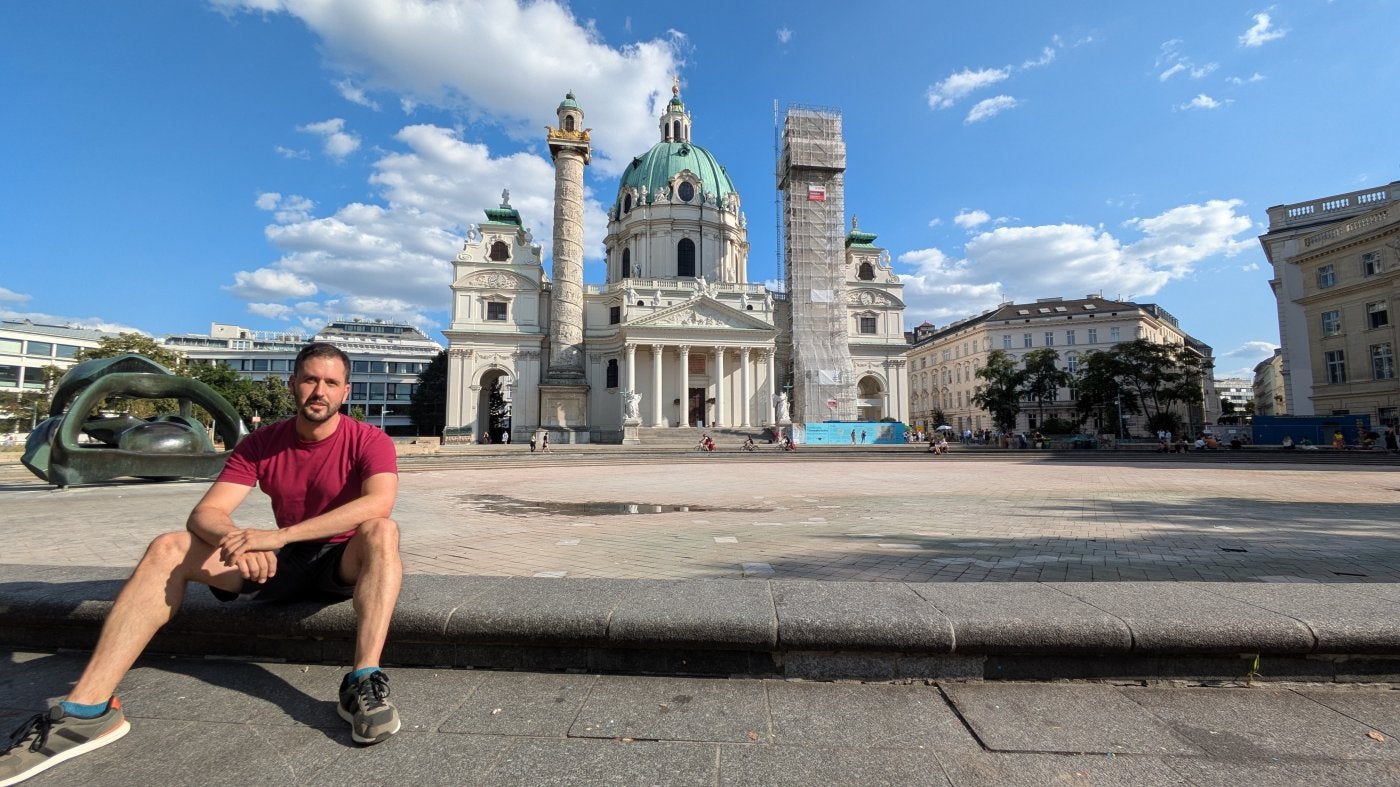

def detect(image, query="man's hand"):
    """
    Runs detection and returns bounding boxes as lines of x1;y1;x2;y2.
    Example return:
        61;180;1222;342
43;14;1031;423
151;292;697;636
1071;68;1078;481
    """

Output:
219;528;286;567
232;550;278;584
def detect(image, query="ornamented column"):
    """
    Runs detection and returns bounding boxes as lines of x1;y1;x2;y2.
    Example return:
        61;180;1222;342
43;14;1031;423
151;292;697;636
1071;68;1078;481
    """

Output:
545;94;591;381
740;346;752;427
713;347;725;427
625;343;637;393
651;344;664;427
678;345;690;428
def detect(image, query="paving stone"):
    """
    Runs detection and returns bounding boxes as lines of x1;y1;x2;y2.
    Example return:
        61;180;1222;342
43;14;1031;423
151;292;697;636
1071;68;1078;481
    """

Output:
1162;756;1400;786
942;683;1200;756
718;745;951;786
1295;688;1400;740
1123;686;1400;761
765;680;979;753
1201;583;1400;652
909;582;1131;654
568;675;768;744
936;752;1187;787
1050;582;1315;653
487;738;718;785
438;671;595;737
771;580;953;651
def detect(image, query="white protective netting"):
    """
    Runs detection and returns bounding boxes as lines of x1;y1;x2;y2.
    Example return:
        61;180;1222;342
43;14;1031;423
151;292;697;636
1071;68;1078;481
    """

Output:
779;106;856;423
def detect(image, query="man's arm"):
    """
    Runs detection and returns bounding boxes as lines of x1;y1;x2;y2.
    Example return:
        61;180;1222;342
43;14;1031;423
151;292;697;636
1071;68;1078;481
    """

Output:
187;481;256;547
218;472;398;560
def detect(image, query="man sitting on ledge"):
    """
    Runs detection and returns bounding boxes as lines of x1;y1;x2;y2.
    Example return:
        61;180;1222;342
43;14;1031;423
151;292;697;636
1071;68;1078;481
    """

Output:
1;342;403;786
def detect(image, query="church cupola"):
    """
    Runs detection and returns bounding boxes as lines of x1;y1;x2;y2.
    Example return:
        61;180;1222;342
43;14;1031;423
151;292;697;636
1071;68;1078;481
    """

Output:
556;92;584;134
659;77;691;143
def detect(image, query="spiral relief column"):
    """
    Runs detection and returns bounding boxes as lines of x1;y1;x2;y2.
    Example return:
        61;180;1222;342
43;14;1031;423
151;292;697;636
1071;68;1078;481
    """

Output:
538;93;594;440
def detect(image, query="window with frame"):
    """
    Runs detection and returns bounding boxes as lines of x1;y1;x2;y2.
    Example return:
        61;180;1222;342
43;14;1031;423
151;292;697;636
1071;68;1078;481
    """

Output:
621;248;631;278
1321;309;1342;336
1317;264;1336;289
606;359;619;388
609;306;621;325
1044;332;1054;347
1362;251;1383;277
1023;333;1033;348
1087;328;1098;344
677;238;696;277
489;241;510;261
1325;349;1346;384
857;262;875;280
1109;327;1121;342
1367;301;1389;329
25;341;52;357
1372;343;1395;380
486;301;508;321
1067;354;1079;373
1065;330;1075;346
858;315;878;334
1002;334;1011;350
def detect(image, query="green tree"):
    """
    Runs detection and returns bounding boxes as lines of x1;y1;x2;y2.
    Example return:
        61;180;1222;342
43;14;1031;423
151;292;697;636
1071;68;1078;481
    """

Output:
1073;340;1210;436
487;378;510;439
250;375;295;424
972;349;1024;432
930;407;948;427
1073;350;1137;435
1019;348;1072;430
409;350;447;436
73;333;184;371
1220;398;1236;414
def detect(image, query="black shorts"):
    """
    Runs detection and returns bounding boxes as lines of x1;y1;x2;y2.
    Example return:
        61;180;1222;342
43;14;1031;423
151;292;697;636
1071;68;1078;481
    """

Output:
210;540;355;603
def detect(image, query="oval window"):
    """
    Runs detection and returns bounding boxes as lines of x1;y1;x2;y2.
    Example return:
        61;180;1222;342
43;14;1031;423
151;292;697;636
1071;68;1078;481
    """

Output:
677;182;695;202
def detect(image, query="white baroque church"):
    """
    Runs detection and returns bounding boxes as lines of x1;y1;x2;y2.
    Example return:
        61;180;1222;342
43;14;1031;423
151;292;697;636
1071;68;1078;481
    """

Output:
443;88;908;444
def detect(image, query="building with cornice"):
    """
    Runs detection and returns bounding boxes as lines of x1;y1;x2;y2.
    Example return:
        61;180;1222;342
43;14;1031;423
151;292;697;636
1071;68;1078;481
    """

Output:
443;89;908;443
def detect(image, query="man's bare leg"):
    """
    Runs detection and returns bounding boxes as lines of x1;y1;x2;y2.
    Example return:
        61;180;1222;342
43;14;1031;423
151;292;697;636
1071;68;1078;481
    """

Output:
336;517;402;670
67;531;243;705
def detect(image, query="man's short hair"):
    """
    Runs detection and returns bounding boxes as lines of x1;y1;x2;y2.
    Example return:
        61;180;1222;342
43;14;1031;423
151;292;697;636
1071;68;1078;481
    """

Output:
294;342;351;379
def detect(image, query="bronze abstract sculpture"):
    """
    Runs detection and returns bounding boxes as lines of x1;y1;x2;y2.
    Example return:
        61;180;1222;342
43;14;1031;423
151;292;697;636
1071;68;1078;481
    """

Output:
22;354;246;486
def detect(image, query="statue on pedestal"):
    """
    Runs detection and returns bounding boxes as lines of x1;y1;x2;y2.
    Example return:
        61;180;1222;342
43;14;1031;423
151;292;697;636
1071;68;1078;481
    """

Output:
773;392;791;424
622;389;642;423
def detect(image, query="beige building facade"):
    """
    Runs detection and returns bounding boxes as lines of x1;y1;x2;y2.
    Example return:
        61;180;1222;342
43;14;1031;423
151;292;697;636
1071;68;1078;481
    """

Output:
1283;200;1398;428
1252;349;1287;416
905;296;1217;437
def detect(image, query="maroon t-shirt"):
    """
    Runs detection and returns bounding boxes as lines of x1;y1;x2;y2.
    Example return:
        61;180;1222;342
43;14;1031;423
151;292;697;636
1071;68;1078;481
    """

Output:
217;416;398;544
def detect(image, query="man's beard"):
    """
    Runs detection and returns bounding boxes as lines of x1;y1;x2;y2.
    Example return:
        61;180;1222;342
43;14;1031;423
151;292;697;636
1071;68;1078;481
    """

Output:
300;399;336;423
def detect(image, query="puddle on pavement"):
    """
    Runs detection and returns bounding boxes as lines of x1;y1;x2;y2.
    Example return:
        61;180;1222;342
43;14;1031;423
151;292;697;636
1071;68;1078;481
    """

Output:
461;494;773;517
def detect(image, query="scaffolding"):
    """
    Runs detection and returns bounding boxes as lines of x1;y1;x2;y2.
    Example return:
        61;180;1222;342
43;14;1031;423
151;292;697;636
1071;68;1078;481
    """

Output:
778;105;856;423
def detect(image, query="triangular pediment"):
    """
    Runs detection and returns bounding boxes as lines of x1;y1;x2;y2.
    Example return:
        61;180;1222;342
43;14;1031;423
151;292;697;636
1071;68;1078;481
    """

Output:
628;295;774;331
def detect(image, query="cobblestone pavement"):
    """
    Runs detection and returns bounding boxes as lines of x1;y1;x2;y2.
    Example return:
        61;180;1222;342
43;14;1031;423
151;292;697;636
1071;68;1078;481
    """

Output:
4;456;1400;583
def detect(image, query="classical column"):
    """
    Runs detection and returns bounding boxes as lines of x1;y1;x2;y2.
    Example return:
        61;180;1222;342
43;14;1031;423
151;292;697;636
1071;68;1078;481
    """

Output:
678;345;691;428
765;349;776;424
712;347;725;427
625;343;637;393
740;346;752;427
651;344;664;427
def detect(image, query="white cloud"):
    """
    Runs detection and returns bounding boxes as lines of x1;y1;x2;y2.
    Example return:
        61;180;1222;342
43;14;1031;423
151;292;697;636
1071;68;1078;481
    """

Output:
927;217;943;228
335;79;381;110
964;95;1019;124
927;67;1010;110
777;28;792;44
1021;46;1055;69
1241;261;1260;272
274;145;309;159
895;199;1255;326
1227;72;1265;85
0;303;143;334
1179;94;1229;111
0;286;31;304
298;118;361;160
213;0;682;177
247;302;295;319
225;123;609;326
1156;40;1216;81
1159;63;1187;82
1224;340;1279;358
954;209;991;230
1239;12;1286;47
227;268;320;300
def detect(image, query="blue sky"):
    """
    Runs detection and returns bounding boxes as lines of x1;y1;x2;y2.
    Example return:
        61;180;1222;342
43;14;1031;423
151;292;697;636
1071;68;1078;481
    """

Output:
3;1;1398;379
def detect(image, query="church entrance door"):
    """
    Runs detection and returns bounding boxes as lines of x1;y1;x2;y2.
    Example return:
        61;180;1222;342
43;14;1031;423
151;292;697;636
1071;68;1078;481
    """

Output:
689;387;706;427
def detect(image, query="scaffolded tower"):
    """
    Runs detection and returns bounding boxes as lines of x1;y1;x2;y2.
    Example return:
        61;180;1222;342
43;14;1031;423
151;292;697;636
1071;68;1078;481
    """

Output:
778;106;856;423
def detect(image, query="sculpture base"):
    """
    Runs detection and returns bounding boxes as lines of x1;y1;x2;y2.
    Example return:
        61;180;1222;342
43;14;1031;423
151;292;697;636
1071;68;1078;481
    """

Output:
539;383;590;429
621;423;642;445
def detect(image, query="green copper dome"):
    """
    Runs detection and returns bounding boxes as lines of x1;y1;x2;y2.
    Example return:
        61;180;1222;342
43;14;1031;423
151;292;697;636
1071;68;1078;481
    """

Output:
558;92;580;111
615;141;737;212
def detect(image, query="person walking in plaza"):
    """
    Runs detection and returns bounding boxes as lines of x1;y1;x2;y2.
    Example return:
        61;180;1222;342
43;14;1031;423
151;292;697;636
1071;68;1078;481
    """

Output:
1386;427;1399;453
1;342;404;786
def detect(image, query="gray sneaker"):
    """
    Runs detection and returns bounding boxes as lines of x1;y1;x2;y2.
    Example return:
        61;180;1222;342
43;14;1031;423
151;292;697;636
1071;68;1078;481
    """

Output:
1;701;130;786
337;670;400;745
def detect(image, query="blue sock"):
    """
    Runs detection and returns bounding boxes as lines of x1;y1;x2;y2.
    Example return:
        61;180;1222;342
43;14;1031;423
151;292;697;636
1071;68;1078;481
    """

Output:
348;667;380;682
61;699;110;719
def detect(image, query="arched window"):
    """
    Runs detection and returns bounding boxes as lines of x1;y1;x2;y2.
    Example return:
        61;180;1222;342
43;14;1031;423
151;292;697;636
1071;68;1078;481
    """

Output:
621;248;632;278
677;238;696;277
623;194;633;214
489;240;509;261
564;116;575;132
606;359;619;388
858;262;875;280
672;120;681;140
